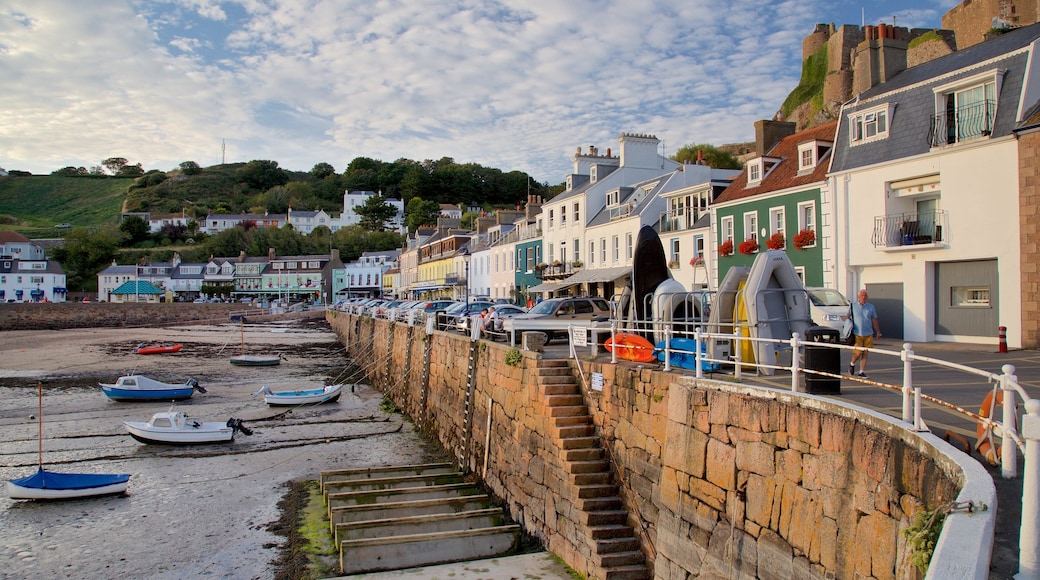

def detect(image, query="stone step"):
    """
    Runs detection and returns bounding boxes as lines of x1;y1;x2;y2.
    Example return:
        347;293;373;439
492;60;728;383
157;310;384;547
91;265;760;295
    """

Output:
597;550;645;568
577;496;622;512
589;524;634;540
553;415;592;427
320;462;455;489
601;564;652;580
562;447;605;462
576;484;620;499
565;460;607;476
548;405;589;418
581;509;629;527
544;394;584;407
573;472;613;486
335;508;506;544
560;436;599;450
339;525;523;575
327;482;481;513
537;360;570;368
536;365;575;376
541;382;580;396
556;424;595;439
594;537;641;554
330;495;492;529
323;472;466;497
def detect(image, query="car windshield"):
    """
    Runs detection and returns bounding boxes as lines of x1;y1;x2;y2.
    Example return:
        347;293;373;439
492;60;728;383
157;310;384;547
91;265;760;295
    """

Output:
807;288;849;307
443;302;467;314
527;300;559;315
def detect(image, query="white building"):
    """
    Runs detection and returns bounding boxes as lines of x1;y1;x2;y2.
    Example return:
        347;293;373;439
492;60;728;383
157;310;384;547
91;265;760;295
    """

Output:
334;191;405;233
287;208;333;234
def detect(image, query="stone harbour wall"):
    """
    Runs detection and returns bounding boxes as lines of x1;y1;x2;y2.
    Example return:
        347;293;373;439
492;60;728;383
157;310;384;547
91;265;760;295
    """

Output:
329;312;989;579
0;302;321;330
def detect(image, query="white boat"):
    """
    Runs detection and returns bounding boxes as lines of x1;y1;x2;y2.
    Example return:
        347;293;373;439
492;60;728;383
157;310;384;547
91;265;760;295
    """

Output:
99;375;205;401
252;384;344;406
123;411;252;445
707;266;750;361
8;383;130;500
742;250;813;375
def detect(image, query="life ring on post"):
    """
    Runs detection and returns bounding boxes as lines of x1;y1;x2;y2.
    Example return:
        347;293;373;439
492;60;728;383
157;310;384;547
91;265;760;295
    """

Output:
976;388;1014;466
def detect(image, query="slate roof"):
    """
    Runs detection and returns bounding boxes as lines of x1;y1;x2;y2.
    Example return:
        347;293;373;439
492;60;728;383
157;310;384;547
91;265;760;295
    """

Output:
714;121;837;205
831;22;1040;173
585;171;676;228
111;280;164;295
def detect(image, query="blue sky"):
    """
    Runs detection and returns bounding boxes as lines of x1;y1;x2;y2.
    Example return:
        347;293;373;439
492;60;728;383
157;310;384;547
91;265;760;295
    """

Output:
0;0;957;183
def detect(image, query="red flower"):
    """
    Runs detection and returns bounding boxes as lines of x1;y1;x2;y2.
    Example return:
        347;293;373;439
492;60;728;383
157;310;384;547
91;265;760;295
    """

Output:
689;256;704;266
793;228;816;250
718;240;734;257
738;238;759;255
766;232;785;250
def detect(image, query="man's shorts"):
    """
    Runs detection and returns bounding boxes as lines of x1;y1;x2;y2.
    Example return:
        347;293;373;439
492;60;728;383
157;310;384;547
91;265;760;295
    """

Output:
854;335;875;349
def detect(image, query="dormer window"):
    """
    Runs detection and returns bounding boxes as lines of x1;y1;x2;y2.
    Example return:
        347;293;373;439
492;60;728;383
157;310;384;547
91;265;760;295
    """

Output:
606;190;620;206
930;70;1000;147
849;103;893;145
797;140;832;172
746;157;780;186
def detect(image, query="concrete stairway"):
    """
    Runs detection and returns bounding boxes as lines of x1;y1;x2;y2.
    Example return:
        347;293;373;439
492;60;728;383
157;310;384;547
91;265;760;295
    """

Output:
536;360;651;580
320;463;523;576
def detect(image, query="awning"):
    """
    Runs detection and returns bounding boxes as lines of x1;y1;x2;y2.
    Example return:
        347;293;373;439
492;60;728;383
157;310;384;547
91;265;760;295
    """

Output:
562;266;631;285
15;289;23;297
526;281;576;294
54;287;67;293
30;290;44;298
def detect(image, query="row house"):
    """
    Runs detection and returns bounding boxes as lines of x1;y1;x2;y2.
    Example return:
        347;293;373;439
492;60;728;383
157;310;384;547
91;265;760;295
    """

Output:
711;121;836;290
336;191;405;233
147;213;191;234
286;208;332;234
202;213;284;235
826;22;1040;348
0;231;65;303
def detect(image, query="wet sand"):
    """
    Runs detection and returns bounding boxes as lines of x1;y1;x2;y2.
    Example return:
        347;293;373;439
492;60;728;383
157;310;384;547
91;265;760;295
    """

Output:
0;319;443;580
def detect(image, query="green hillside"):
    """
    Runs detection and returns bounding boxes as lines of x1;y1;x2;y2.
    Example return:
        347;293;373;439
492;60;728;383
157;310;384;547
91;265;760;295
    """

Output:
0;175;132;233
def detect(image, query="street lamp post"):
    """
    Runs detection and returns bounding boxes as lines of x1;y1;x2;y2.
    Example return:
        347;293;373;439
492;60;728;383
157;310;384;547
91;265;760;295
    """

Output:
460;249;471;307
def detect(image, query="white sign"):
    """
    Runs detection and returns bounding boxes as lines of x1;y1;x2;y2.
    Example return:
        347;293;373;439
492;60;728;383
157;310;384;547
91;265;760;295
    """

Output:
591;372;604;392
571;327;588;347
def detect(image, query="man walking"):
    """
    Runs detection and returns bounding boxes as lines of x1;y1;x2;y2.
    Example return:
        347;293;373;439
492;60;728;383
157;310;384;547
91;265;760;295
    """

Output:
849;289;881;378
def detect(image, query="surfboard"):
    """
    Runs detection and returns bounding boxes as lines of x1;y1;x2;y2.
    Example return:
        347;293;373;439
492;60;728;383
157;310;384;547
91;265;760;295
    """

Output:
654;337;721;372
630;225;671;331
605;333;656;363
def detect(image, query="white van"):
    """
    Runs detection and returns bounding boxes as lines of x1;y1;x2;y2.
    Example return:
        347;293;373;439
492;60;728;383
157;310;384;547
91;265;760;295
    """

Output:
806;288;851;332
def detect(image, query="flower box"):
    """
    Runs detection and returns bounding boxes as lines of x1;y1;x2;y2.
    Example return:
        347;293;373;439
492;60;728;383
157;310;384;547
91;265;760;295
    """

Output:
766;232;785;250
718;240;734;257
793;228;816;250
738;238;759;255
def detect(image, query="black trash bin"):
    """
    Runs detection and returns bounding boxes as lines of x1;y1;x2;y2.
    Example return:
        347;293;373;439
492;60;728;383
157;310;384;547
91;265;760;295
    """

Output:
803;326;841;394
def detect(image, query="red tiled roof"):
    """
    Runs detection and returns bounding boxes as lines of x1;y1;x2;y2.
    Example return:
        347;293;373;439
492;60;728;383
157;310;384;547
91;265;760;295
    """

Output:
714;121;838;204
0;231;32;244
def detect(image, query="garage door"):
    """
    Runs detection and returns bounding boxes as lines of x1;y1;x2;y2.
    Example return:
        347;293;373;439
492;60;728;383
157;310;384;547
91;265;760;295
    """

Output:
934;260;998;338
864;283;904;340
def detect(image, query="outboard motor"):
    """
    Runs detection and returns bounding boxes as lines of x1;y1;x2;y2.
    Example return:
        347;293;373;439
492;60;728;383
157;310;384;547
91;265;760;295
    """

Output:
226;418;253;436
188;378;207;393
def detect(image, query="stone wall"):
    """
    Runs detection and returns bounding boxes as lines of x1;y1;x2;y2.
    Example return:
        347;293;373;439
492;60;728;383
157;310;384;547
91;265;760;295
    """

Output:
329;312;985;579
1020;127;1040;349
0;302;319;330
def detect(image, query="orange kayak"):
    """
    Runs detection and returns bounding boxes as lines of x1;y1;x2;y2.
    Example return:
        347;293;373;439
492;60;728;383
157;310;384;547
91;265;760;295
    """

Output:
136;344;183;355
605;333;656;363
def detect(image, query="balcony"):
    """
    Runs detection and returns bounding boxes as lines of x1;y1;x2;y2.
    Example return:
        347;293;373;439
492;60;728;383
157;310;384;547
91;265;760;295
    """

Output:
872;210;949;249
928;99;995;147
536;262;581;280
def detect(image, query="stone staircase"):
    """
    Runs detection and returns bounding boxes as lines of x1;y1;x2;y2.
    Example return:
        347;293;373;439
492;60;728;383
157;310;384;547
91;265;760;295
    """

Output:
320;463;523;575
536;360;651;580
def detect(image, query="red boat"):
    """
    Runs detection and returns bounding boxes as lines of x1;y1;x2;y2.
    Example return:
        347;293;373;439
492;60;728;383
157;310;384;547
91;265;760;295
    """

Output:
136;344;183;355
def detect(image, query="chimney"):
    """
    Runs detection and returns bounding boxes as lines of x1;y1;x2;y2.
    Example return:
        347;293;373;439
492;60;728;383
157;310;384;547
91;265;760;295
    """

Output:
238;251;246;262
330;248;340;262
696;149;704;165
754;120;796;156
606;148;611;157
853;26;907;94
268;248;276;261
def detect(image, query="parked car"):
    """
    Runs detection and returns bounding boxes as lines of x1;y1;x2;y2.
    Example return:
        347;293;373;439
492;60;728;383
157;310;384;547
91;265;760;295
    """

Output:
475;304;528;339
806;288;851;333
505;297;612;344
455;303;527;334
440;301;494;332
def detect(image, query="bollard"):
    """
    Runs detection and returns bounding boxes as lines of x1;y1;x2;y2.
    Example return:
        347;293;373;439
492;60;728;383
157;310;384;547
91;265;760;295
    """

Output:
999;325;1008;353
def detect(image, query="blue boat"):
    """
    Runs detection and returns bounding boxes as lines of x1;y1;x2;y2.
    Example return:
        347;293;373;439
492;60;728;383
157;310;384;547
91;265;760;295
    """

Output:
99;375;206;401
654;337;721;372
8;469;130;500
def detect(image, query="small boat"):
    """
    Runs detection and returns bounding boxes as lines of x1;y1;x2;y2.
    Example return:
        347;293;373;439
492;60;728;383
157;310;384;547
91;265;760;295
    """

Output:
123;411;252;445
605;333;656;363
654;337;721;372
230;354;281;367
99;375;206;402
252;384;343;406
136;343;183;355
8;383;130;500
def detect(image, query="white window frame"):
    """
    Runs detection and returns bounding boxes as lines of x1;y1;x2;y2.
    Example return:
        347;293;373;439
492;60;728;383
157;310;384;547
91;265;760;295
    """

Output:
669;238;680;264
932;69;1001;145
573;239;580;263
848;103;893;145
721;216;734;243
626;232;634;260
769;207;785;238
589;240;596;265
600;238;607;263
612;236;620;262
573;203;580;224
743;211;759;242
748;161;762;184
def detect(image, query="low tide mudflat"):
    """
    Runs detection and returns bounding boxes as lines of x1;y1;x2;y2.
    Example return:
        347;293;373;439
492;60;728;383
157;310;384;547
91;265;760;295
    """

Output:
0;319;442;579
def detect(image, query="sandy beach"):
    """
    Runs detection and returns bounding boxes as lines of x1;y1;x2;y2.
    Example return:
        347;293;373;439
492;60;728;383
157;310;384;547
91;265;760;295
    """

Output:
0;319;444;580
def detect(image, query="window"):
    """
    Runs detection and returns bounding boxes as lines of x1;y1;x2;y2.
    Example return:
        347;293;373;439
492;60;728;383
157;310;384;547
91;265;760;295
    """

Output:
849;104;892;145
573;203;580;224
560;241;566;263
797;201;817;246
601;238;607;263
573;240;580;263
769;207;785;238
560;209;566;225
589;240;596;265
626;232;634;260
746;157;780;185
797;140;831;171
693;235;705;259
721;216;734;243
743;211;759;242
548;209;554;228
548;244;554;264
612;236;619;262
748;162;761;183
606;190;619;206
932;74;997;146
526;248;534;272
670;238;680;265
952;286;991;307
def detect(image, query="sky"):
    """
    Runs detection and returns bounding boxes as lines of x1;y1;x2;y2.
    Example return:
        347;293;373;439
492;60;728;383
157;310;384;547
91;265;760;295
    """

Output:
0;0;959;184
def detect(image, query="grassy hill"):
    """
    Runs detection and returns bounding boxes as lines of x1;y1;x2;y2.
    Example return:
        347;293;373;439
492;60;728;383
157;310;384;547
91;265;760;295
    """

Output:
0;175;132;234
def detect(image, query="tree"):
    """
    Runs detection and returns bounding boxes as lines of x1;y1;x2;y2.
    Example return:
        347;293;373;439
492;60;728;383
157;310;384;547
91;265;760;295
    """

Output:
310;162;335;180
51;228;118;291
119;215;151;246
355;194;399;232
671;144;743;169
116;163;145;177
237;159;289;191
102;157;129;174
179;161;202;176
52;166;88;176
405;197;441;233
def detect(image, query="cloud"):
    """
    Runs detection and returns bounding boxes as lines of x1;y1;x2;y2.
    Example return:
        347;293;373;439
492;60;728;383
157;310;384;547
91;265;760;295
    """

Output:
0;0;942;182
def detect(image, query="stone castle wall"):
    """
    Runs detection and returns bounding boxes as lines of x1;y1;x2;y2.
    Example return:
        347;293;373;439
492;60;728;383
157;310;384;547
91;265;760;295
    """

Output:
0;302;320;330
328;312;978;579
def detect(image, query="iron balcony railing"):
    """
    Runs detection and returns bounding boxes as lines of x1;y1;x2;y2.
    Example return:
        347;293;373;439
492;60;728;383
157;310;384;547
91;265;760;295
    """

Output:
928;99;995;147
872;210;949;248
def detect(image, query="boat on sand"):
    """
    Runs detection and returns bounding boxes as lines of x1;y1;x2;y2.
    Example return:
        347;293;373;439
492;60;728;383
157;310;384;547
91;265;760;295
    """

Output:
99;375;206;402
123;411;252;445
252;383;344;406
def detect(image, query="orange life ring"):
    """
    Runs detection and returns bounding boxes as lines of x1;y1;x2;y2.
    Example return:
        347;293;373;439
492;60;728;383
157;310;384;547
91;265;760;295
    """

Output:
976;389;1008;466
